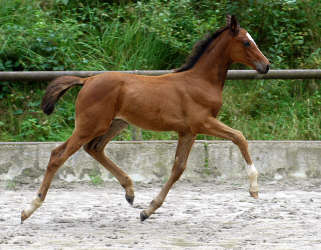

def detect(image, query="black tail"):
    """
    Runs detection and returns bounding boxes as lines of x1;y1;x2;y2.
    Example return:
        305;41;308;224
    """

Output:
41;76;84;115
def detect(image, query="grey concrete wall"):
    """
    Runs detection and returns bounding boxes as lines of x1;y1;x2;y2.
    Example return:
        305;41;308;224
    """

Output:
0;141;320;184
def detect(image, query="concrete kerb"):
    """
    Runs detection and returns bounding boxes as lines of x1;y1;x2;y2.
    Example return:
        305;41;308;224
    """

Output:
0;141;320;184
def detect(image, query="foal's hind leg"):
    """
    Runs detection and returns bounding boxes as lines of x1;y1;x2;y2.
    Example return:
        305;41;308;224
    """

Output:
21;131;95;223
84;119;135;205
140;133;195;221
199;117;258;198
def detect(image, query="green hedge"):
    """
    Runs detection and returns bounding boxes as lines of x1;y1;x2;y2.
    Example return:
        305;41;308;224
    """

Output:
0;0;320;141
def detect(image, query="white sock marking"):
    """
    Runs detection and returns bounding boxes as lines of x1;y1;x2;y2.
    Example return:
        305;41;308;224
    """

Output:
24;197;42;217
246;163;257;176
247;164;258;192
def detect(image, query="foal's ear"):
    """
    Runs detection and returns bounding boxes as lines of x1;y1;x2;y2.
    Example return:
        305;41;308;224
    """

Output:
226;15;240;36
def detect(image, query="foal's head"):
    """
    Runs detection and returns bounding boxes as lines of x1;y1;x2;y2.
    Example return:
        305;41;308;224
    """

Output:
227;15;270;74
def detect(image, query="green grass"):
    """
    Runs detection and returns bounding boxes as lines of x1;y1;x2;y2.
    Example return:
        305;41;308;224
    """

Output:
89;169;104;186
0;0;320;141
220;79;321;140
5;180;17;190
0;78;319;141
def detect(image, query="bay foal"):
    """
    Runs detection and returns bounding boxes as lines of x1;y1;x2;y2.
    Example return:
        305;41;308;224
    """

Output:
21;16;270;223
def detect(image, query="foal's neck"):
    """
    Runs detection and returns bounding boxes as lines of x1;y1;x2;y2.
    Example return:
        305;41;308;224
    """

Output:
191;32;231;88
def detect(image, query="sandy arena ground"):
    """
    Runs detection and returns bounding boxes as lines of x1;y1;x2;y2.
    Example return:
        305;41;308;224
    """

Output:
1;179;321;249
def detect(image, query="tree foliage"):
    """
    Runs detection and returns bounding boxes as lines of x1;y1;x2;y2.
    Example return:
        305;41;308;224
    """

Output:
0;0;320;141
1;0;320;71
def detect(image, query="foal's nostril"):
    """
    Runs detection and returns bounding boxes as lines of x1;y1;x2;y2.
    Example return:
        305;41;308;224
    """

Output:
255;62;270;74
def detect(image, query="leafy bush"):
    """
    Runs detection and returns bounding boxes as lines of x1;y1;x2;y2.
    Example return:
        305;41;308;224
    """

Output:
0;0;320;141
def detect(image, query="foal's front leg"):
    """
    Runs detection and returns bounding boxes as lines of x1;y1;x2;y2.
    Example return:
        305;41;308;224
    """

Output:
140;133;195;221
198;117;259;198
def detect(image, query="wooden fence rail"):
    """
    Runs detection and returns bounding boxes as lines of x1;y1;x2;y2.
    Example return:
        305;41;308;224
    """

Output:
0;69;321;81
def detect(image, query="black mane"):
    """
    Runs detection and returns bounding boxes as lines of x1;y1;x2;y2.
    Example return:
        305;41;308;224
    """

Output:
174;26;229;73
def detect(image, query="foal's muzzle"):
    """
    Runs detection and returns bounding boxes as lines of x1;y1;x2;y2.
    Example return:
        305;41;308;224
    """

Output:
255;62;270;74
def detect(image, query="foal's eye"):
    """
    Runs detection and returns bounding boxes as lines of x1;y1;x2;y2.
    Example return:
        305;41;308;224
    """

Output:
244;41;251;48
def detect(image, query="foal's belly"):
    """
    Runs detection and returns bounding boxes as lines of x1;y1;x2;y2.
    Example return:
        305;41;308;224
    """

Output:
115;109;187;132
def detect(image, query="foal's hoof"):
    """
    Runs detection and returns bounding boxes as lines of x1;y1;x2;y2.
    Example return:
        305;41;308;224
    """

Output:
21;210;27;224
125;194;134;206
140;211;149;222
250;191;259;199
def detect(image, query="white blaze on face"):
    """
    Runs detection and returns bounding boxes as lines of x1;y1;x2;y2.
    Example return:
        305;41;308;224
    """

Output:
246;32;257;46
246;32;265;56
